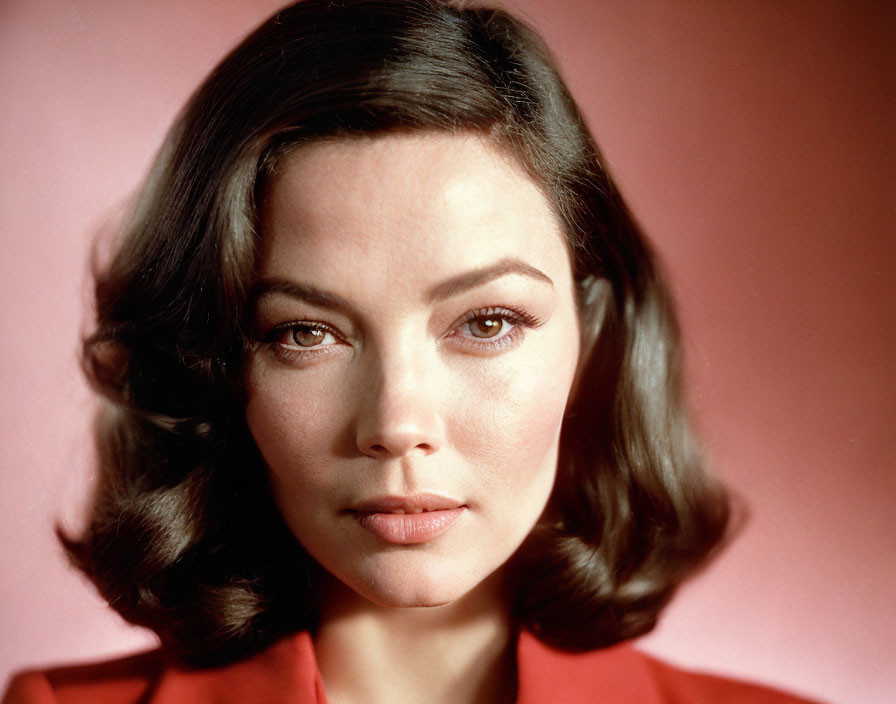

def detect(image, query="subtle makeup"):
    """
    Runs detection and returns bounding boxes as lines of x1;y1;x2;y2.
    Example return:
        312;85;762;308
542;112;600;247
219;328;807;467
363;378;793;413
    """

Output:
244;132;581;611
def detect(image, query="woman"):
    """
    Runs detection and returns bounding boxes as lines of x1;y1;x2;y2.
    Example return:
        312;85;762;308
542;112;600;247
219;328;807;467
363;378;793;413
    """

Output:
3;1;822;702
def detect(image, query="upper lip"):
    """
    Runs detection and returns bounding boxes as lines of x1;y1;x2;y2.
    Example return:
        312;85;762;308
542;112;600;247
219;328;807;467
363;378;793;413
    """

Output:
349;493;465;514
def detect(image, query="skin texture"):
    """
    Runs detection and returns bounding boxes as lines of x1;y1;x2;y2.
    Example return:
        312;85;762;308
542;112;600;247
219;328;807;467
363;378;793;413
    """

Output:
243;133;580;701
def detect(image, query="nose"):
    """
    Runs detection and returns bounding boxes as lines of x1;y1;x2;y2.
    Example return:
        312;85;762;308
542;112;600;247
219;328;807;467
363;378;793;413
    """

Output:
355;351;444;459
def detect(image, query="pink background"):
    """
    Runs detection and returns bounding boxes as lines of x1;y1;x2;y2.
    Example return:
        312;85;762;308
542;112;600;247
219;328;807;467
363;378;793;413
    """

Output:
1;1;893;702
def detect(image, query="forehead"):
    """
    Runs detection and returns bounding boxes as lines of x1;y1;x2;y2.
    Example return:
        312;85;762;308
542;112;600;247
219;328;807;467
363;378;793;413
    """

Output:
257;132;570;286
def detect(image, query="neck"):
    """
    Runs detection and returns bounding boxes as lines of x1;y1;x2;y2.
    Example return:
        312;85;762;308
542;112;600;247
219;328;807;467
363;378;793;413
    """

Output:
313;571;517;704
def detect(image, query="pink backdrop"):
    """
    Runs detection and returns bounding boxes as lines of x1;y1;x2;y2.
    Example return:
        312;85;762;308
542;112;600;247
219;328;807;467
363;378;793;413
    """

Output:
1;2;893;702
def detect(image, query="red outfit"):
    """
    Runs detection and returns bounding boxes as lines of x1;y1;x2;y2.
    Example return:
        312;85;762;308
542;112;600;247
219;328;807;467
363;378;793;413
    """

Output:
3;631;822;703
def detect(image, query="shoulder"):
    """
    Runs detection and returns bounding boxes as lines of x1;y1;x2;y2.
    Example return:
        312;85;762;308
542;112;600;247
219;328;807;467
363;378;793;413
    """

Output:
2;632;324;704
637;651;825;704
515;631;826;704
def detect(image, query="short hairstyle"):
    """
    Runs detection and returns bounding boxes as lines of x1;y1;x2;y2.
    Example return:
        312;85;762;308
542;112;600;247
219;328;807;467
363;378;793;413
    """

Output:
66;0;730;665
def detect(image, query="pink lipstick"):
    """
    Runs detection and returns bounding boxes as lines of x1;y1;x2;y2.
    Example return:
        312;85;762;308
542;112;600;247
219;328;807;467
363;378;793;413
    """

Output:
350;494;466;545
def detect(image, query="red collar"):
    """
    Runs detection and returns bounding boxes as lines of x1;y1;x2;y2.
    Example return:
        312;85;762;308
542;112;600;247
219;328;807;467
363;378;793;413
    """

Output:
147;630;663;704
515;630;664;703
149;633;323;703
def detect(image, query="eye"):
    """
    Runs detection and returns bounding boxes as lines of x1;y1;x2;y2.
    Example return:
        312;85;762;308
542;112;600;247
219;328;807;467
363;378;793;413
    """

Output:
447;306;542;352
282;324;338;349
260;321;345;364
460;312;515;341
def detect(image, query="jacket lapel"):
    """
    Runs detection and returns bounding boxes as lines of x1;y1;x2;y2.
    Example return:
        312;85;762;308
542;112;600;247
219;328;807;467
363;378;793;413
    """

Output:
515;631;664;704
148;632;325;704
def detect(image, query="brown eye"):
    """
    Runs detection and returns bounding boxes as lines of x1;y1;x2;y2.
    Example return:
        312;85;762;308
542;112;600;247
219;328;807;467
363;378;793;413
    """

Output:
469;316;504;338
448;306;539;351
291;327;328;347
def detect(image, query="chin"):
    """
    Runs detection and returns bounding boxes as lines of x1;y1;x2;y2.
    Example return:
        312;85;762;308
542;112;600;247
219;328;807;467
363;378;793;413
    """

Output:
358;573;468;609
338;557;491;610
376;593;454;609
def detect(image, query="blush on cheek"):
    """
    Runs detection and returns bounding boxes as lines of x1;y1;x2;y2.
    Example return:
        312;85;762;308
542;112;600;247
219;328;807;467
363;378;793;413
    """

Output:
510;347;574;431
510;389;567;478
458;363;570;498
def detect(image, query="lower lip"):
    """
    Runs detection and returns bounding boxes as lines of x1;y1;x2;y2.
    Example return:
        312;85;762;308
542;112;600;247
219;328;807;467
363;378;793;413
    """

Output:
353;508;465;544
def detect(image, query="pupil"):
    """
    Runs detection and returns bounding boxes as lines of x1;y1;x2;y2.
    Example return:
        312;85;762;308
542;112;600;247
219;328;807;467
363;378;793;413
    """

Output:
293;328;324;347
473;317;502;338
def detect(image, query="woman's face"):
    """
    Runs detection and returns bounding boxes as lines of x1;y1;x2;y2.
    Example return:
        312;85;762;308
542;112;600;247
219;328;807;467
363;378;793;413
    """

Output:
244;133;580;610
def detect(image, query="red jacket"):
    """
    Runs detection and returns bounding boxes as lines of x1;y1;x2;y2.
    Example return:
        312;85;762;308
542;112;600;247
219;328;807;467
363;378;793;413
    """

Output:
3;631;822;703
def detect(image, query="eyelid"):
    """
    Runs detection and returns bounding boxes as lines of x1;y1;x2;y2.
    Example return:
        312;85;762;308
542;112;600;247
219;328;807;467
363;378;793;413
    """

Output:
261;320;342;342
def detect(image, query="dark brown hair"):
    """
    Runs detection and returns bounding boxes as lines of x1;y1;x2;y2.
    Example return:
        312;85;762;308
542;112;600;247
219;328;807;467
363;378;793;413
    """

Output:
66;0;730;665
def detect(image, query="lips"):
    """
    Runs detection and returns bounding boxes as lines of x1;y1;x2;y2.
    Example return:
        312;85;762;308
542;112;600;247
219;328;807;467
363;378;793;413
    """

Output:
349;494;466;544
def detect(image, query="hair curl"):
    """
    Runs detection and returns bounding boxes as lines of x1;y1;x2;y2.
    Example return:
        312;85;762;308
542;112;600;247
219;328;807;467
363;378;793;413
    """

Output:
64;0;730;665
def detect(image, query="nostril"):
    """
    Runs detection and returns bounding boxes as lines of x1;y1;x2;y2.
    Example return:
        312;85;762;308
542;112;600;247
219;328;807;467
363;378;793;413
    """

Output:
362;440;436;458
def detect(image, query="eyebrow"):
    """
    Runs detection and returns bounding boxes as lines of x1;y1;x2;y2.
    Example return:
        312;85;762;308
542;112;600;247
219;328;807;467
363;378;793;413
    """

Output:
251;279;353;313
426;258;553;302
251;257;553;310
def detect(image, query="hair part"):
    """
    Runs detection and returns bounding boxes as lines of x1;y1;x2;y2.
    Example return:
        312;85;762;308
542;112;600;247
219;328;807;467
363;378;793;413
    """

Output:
65;0;730;665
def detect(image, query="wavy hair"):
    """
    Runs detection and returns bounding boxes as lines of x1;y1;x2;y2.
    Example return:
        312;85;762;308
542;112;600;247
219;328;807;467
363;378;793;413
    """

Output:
65;0;730;665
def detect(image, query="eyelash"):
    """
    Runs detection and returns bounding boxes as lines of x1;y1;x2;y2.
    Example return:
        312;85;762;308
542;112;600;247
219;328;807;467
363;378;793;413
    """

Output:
259;306;543;365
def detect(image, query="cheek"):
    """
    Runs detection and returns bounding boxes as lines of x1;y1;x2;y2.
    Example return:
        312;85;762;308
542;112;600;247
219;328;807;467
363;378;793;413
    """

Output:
243;360;348;494
451;336;577;497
